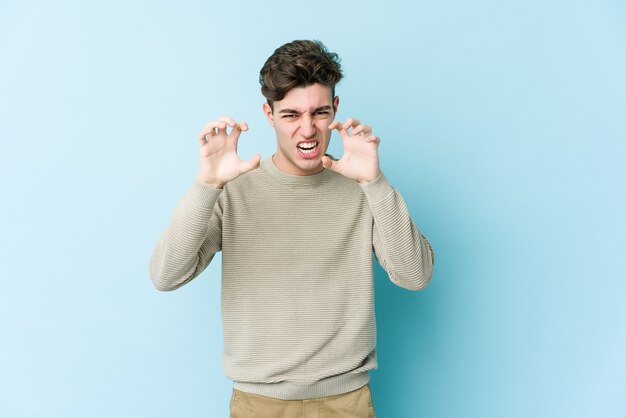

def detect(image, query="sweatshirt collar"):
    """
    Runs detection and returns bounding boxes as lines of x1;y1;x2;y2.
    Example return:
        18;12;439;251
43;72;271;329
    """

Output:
262;156;332;186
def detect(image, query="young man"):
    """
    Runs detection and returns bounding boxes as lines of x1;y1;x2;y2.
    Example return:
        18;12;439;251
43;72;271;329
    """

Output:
150;40;434;418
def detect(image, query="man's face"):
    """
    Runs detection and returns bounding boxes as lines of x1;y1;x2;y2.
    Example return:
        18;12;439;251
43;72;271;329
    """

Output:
263;83;339;176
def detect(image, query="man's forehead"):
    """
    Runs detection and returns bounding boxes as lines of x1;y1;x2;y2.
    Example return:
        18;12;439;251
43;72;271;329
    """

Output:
277;104;332;114
274;84;334;112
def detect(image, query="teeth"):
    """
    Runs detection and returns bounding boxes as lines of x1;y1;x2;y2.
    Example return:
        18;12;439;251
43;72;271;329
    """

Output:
298;141;317;150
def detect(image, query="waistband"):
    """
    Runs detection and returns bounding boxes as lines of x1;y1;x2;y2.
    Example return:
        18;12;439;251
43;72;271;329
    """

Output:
233;371;370;400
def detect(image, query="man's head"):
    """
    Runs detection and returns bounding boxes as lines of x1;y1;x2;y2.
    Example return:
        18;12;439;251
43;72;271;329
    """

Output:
260;40;343;176
260;40;343;110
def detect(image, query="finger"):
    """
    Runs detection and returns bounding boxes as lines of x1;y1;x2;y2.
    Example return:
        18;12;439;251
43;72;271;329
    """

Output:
342;118;361;130
218;116;238;127
352;124;372;136
203;117;239;138
229;121;248;134
228;123;250;153
198;128;215;144
224;120;248;141
199;121;228;139
204;120;229;131
328;121;351;141
321;155;340;172
328;120;341;130
366;135;380;144
333;124;351;142
240;153;261;173
215;120;231;136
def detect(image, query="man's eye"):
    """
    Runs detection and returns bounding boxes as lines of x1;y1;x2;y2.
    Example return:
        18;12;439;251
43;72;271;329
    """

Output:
314;111;330;116
282;114;297;119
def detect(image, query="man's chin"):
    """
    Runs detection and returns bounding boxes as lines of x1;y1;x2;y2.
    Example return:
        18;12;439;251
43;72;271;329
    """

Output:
296;158;324;174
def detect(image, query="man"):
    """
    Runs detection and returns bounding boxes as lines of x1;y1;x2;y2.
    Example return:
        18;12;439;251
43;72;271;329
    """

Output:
150;40;434;418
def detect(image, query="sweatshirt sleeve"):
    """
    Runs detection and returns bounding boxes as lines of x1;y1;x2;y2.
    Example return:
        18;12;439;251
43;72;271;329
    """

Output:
149;180;224;291
360;172;435;291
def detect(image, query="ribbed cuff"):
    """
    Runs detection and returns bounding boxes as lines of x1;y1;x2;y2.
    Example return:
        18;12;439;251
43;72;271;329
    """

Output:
360;172;394;204
187;179;223;209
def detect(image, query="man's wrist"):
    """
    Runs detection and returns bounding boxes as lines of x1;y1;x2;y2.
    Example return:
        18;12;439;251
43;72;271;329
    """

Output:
196;176;225;189
360;171;393;203
358;169;382;184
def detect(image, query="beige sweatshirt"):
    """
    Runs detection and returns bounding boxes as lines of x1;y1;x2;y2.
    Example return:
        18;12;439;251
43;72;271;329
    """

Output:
149;158;434;400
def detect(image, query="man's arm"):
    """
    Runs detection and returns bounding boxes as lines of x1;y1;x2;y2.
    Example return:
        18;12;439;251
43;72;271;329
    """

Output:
323;118;434;290
362;173;434;290
149;117;260;291
149;182;223;291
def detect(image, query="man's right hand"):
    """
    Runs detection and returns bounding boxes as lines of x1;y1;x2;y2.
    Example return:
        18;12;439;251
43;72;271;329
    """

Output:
197;116;261;188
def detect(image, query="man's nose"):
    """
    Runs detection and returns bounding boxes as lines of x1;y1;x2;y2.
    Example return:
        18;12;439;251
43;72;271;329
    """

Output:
300;115;316;138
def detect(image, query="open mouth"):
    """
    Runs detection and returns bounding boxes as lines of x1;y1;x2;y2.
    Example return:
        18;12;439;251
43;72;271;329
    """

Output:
297;141;318;154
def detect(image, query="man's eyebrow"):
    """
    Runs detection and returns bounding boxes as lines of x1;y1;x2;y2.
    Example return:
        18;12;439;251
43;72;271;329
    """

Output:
278;105;332;114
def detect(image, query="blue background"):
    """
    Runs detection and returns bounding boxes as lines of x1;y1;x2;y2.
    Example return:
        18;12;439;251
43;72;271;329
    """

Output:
1;1;625;417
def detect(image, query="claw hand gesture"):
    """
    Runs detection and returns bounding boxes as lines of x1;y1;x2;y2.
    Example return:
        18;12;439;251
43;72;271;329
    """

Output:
197;116;261;188
322;118;382;183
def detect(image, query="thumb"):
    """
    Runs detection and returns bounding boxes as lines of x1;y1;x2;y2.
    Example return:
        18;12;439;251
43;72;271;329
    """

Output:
241;153;261;173
321;155;339;172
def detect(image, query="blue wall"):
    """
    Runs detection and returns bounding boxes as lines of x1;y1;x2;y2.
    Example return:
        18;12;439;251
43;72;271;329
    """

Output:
1;1;624;417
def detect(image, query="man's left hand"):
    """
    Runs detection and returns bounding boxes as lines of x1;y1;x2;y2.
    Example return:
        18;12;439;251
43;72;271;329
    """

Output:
322;118;382;183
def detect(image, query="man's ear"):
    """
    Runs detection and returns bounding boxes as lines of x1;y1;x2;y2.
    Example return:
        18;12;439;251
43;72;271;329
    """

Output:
262;102;274;127
333;95;340;114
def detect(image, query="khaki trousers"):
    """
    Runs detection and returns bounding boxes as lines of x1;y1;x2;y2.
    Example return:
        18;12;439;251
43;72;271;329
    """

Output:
229;384;376;418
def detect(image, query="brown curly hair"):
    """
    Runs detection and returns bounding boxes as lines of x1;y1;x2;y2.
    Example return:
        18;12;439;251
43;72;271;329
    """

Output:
259;40;343;109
